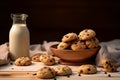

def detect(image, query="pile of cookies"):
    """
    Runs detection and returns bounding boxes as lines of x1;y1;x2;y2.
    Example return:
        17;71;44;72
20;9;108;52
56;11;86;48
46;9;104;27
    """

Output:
57;29;99;51
36;65;72;79
14;54;56;66
36;64;98;79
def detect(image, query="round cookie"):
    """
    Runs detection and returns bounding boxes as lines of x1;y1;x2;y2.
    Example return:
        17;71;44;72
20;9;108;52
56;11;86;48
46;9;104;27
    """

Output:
77;64;97;74
86;37;99;49
71;40;86;51
101;58;117;72
39;54;55;66
14;57;32;66
54;65;72;76
62;32;78;42
32;53;41;62
57;42;70;50
78;29;96;40
36;67;56;79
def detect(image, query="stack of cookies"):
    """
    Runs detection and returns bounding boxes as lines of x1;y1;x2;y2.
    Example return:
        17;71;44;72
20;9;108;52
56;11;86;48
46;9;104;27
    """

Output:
57;29;99;51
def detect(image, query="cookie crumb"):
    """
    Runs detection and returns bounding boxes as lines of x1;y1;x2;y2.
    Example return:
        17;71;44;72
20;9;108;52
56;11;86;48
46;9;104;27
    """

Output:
78;74;81;76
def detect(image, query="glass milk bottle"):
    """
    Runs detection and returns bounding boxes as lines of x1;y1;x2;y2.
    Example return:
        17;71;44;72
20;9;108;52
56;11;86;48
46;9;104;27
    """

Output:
9;13;30;60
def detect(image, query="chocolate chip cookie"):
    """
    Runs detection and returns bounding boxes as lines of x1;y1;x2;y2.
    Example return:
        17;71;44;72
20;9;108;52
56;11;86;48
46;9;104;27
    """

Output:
86;37;99;49
14;57;32;66
62;32;78;42
39;54;55;66
101;58;117;72
57;42;70;50
32;53;41;62
36;67;56;79
71;40;86;51
78;29;96;40
77;64;97;74
54;65;72;76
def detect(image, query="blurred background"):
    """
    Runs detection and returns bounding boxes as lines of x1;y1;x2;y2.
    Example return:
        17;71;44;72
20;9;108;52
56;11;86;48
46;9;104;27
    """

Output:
0;0;120;44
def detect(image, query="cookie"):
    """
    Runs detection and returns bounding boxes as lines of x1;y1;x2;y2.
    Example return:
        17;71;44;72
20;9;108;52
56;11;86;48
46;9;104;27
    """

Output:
39;54;55;66
62;32;78;42
78;29;96;40
86;37;99;49
32;53;41;62
57;42;70;50
14;57;32;66
77;64;97;74
71;40;86;51
36;67;56;79
101;58;117;72
54;65;72;76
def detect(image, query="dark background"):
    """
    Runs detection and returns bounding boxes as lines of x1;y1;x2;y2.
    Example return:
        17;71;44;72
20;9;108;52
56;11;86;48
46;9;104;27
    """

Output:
0;0;120;44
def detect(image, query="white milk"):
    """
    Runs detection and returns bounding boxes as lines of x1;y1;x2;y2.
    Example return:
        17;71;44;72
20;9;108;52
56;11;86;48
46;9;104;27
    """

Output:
9;24;30;60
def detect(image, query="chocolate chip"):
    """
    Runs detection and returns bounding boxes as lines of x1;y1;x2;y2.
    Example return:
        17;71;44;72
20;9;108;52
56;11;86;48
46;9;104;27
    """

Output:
108;74;111;77
65;35;69;38
44;67;47;69
88;68;91;71
74;42;77;44
104;72;107;74
87;34;89;36
78;74;81;76
10;62;13;65
112;68;115;71
67;75;70;78
50;60;53;62
32;73;36;75
106;61;108;64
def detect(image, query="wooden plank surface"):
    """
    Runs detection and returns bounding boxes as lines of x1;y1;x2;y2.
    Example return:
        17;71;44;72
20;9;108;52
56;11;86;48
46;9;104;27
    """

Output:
0;71;120;80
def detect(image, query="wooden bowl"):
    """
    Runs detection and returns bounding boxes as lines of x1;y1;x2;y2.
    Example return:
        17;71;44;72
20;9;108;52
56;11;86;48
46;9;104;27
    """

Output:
50;44;100;63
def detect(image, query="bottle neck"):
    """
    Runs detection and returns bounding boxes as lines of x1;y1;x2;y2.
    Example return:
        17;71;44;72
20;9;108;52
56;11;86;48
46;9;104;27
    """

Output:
11;13;28;24
12;18;26;24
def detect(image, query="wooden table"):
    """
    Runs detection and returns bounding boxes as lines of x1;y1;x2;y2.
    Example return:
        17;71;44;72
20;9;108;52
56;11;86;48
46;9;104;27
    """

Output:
0;61;120;80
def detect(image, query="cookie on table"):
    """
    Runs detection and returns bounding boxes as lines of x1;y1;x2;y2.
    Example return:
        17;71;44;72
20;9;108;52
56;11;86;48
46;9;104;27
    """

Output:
78;29;96;40
86;37;99;49
32;53;41;62
14;57;32;66
77;64;97;74
39;54;55;66
71;40;86;51
36;67;56;79
101;58;117;72
54;65;72;76
57;42;70;50
62;32;78;42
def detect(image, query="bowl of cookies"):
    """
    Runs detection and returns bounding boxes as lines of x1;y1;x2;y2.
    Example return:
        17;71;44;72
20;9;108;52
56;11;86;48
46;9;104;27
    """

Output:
50;29;100;65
